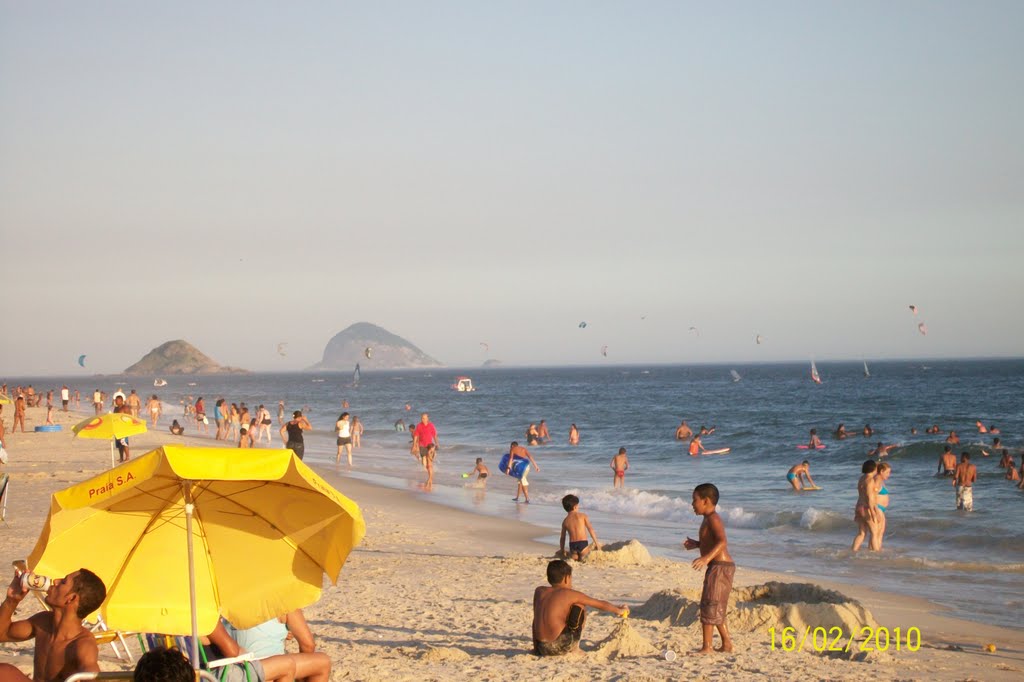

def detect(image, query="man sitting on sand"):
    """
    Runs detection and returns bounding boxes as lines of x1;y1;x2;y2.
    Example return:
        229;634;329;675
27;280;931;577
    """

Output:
0;568;107;682
786;461;816;491
532;559;627;657
560;494;601;561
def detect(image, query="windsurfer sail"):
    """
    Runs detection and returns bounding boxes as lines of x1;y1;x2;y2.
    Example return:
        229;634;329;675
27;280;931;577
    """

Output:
811;360;822;384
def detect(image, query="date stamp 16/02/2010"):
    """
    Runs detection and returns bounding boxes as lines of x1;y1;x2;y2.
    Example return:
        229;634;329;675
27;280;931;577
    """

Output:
768;626;921;653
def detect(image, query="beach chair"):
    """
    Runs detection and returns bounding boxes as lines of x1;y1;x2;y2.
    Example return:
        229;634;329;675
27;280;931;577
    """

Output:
1;473;9;527
66;672;219;682
175;635;262;682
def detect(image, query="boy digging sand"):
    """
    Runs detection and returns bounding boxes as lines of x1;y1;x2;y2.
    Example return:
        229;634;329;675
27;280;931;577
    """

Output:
560;494;601;561
532;559;628;656
683;483;735;654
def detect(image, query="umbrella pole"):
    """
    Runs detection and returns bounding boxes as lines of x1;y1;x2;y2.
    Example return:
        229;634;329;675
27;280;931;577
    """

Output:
109;441;115;469
183;482;200;669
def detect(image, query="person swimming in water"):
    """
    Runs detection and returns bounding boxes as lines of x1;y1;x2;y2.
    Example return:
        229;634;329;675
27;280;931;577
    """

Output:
807;429;823;449
833;423;849;439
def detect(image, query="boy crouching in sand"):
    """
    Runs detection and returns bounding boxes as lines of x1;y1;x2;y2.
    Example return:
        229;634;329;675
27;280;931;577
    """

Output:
532;559;628;656
683;482;735;654
560;494;600;561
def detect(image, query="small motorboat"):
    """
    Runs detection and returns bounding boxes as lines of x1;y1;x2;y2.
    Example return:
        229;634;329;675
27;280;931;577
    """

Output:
153;378;168;387
452;376;475;392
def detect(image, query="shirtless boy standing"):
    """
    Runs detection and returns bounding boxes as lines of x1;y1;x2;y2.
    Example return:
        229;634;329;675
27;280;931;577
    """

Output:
675;420;693;441
953;452;977;511
610;447;629;488
0;568;107;682
683;483;735;654
532;559;627;657
560;494;600;561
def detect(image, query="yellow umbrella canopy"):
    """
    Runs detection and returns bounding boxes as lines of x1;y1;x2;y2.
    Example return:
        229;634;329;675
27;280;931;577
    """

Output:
72;413;149;468
72;413;149;440
0;394;13;405
28;446;365;651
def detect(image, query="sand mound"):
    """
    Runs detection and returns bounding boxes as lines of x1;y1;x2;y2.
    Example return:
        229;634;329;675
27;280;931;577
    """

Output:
731;582;880;635
631;588;700;625
632;582;878;637
592;619;660;660
584;540;652;566
420;646;471;662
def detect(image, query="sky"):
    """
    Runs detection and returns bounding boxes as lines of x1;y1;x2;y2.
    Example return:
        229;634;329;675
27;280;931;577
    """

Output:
2;1;1022;376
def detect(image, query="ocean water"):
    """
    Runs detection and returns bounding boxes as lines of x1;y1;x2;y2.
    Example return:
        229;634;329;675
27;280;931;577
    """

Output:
13;359;1024;629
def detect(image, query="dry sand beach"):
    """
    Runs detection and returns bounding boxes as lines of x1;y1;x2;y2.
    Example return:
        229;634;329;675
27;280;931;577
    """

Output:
1;404;1022;681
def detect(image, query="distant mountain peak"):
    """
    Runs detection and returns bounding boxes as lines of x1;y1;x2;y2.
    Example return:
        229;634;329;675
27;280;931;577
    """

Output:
123;340;248;375
311;322;441;370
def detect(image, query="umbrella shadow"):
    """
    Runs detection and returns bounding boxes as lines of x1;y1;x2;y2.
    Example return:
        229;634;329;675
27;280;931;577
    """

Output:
308;620;529;657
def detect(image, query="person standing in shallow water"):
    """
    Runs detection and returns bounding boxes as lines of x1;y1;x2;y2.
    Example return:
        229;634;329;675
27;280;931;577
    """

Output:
852;460;879;552
953;452;976;511
281;410;312;460
568;424;579;445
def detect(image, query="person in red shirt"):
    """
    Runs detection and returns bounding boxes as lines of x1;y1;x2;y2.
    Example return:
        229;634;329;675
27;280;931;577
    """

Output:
412;413;439;469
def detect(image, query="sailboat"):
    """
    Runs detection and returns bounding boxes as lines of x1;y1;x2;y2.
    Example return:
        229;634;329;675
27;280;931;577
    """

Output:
810;360;822;384
352;363;361;387
863;360;871;378
730;369;742;382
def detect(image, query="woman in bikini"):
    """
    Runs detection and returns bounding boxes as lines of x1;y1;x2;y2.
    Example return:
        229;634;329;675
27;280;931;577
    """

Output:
872;462;892;551
146;394;162;427
852;459;879;552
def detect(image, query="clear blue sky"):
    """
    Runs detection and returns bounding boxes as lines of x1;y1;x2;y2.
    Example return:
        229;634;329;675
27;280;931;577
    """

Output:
2;1;1022;375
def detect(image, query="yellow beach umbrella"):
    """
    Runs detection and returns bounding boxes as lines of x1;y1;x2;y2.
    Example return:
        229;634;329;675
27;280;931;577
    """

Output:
72;413;148;468
0;394;13;405
28;445;365;667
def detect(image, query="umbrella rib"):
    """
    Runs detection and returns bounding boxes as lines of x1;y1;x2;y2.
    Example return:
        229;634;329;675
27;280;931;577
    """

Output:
191;481;331;572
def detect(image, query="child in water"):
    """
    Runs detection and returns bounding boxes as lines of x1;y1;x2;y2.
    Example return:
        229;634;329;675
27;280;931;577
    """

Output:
464;457;489;487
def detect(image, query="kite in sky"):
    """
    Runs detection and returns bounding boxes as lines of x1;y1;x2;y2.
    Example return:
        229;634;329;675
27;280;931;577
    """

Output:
578;321;587;329
277;342;287;357
909;305;918;315
918;323;928;336
480;342;489;353
689;327;700;337
364;347;373;359
601;345;608;357
756;334;763;345
77;354;86;368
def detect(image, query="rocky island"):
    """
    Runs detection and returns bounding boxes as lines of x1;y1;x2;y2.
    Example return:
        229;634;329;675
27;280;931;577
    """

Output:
310;322;441;370
123;340;249;375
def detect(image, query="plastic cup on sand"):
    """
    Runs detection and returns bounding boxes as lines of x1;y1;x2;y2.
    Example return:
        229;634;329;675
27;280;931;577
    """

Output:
663;649;677;662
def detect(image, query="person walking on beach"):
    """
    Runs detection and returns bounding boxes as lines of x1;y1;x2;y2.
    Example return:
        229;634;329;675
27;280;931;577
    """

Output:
257;404;273;443
684;483;735;654
60;385;69;412
92;389;102;416
127;390;141;418
281;411;312;460
412;413;439;468
145;395;161;427
508;441;540;503
532;559;627;657
195;397;208;434
277;401;285;425
953;452;976;511
610;447;629;488
335;412;353;466
12;396;25;433
786;461;816;491
852;460;880;552
0;568;108;682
